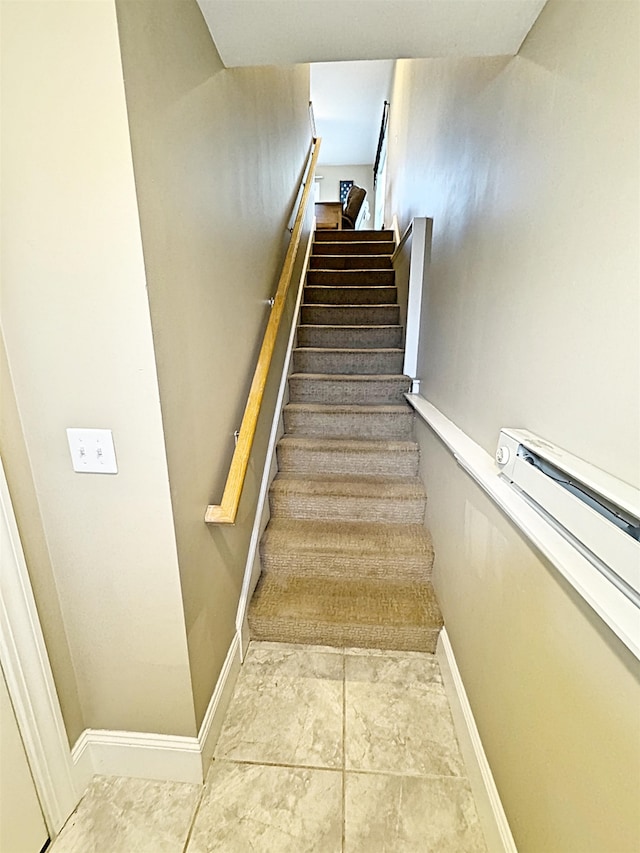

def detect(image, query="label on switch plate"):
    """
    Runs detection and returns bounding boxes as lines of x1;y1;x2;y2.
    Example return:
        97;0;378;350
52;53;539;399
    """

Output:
66;428;118;474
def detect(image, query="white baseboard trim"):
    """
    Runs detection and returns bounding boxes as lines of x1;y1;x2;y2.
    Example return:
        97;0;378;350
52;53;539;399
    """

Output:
197;630;241;771
437;629;517;853
239;615;250;661
72;729;202;788
72;631;242;789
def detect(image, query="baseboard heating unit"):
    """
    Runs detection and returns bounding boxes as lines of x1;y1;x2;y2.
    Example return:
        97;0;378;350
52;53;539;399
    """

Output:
496;429;640;606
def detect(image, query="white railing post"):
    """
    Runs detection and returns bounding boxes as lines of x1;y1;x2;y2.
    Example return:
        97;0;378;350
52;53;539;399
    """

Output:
403;217;433;389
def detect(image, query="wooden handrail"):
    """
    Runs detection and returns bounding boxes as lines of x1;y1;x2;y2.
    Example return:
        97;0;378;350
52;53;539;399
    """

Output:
205;139;321;524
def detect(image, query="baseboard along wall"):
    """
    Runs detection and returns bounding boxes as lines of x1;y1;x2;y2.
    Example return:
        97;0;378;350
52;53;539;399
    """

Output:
71;631;242;789
437;629;517;853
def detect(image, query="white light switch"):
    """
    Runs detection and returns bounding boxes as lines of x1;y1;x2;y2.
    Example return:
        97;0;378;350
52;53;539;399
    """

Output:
66;428;118;474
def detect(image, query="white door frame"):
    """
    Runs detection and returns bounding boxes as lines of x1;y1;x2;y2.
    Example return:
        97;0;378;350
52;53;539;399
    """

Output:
0;456;79;835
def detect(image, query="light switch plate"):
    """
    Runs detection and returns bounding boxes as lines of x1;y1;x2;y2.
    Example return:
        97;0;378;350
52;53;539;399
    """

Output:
66;428;118;474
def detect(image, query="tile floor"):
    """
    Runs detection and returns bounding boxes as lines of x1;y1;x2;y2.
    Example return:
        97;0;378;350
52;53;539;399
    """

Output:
50;642;487;852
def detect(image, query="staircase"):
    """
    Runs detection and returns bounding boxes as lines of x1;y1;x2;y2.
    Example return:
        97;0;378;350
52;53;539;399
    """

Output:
248;229;443;652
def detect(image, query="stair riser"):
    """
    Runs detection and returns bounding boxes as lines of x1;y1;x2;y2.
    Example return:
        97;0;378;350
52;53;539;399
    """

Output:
307;270;395;286
269;492;426;525
304;286;397;305
309;255;393;270
301;305;400;326
260;547;429;581
247;617;440;654
313;241;395;256
276;444;419;477
293;349;404;375
284;409;414;440
315;230;393;242
297;326;403;349
288;376;409;405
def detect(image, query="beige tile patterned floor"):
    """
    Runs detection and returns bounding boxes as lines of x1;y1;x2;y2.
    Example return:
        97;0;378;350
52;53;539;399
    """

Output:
50;642;487;852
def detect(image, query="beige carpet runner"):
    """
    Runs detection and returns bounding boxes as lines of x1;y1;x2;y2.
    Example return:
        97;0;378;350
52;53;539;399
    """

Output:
248;228;443;652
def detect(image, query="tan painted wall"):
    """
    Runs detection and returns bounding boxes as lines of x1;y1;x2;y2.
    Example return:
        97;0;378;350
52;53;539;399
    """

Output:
115;0;312;727
385;0;640;848
386;0;639;487
418;423;640;852
1;1;196;737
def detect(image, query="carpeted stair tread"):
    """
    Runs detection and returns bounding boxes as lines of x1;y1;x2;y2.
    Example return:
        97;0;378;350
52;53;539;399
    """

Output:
304;285;397;305
293;347;404;375
269;473;426;524
312;241;395;256
289;372;409;380
307;269;395;286
248;574;443;652
296;325;403;349
261;518;433;568
309;255;393;269
273;471;425;495
276;436;419;476
288;374;410;405
260;520;433;581
314;229;394;242
284;402;414;439
260;518;434;580
285;402;411;415
301;304;400;325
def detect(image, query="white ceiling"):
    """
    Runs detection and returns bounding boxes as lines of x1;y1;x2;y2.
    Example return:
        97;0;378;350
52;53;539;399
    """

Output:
197;1;547;67
311;60;393;166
